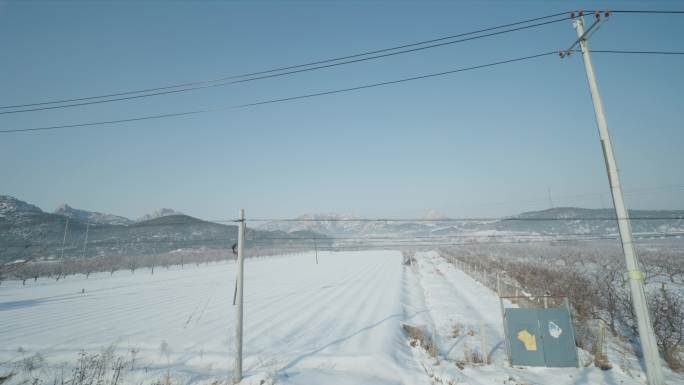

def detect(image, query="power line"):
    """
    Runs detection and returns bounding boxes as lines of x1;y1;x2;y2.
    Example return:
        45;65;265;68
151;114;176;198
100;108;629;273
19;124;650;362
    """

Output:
248;236;684;249
4;46;682;134
0;51;556;134
2;9;680;112
0;18;570;115
251;232;684;241
28;211;684;228
0;12;570;112
3;231;682;249
611;10;684;14
465;185;684;209
0;9;680;115
577;49;684;55
232;216;684;222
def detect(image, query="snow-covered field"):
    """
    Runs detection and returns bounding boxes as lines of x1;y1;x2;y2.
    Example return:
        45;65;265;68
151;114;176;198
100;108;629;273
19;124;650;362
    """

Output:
1;250;677;384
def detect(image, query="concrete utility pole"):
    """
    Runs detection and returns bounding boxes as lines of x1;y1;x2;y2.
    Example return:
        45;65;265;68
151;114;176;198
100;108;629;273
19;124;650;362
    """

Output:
572;14;664;385
233;209;246;384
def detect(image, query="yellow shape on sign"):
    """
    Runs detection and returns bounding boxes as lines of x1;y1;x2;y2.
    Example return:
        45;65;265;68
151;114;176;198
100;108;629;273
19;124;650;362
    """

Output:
517;329;537;351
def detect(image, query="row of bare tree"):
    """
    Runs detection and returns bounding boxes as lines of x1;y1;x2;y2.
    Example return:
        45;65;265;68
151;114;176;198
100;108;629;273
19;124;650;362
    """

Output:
0;246;309;286
440;242;684;370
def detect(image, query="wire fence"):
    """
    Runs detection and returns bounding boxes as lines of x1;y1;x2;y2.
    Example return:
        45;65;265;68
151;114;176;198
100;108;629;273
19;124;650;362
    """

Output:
437;245;684;371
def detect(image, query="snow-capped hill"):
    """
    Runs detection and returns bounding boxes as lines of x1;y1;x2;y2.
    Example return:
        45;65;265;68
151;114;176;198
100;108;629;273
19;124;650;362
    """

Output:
514;206;684;220
504;207;684;235
137;208;184;222
423;209;448;220
259;213;364;235
259;208;684;238
54;203;132;225
1;196;330;264
0;195;43;217
259;212;477;236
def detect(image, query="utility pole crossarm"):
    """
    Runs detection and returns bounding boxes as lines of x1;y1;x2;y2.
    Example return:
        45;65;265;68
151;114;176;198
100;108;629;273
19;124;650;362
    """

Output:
570;14;665;385
560;11;609;58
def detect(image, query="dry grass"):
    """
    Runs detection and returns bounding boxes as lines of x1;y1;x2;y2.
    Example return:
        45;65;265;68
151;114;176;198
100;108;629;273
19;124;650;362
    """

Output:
402;324;437;358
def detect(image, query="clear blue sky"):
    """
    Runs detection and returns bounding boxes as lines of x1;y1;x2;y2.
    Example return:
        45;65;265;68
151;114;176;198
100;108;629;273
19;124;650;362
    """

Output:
1;0;682;220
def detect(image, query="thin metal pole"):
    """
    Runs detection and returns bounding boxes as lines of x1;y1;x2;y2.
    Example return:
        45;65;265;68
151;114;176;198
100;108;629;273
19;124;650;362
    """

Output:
233;209;246;384
314;237;319;264
82;222;89;258
574;16;664;385
60;216;69;260
480;319;487;364
496;273;501;297
59;216;69;278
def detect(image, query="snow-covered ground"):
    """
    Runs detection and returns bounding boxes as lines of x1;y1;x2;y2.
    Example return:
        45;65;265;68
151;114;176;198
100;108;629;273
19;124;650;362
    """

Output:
1;250;679;384
405;251;684;385
1;251;427;385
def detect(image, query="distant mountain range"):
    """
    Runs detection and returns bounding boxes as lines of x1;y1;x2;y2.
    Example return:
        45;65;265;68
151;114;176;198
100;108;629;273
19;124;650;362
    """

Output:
54;204;133;226
0;195;329;264
53;203;183;225
1;194;682;264
258;208;684;238
136;208;184;222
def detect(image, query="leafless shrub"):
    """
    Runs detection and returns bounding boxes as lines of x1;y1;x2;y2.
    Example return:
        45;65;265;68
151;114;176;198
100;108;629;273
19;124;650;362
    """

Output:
468;349;485;364
0;372;14;385
16;353;44;374
5;347;131;385
402;324;436;357
4;245;309;283
441;242;684;370
459;342;486;365
451;323;464;338
650;286;684;370
594;351;612;370
70;347;128;385
402;251;416;266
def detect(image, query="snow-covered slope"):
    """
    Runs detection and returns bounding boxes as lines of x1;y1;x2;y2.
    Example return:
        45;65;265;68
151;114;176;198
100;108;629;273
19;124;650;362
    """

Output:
3;250;680;385
258;208;684;238
0;195;43;217
0;251;427;385
258;213;488;237
54;203;133;225
405;251;684;385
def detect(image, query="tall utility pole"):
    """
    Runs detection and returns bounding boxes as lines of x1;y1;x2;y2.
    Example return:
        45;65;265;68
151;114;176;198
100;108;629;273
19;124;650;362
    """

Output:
233;209;246;384
572;14;664;385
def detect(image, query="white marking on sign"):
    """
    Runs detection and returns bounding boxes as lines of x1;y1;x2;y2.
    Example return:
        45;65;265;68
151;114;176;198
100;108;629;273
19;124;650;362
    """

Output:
548;321;562;338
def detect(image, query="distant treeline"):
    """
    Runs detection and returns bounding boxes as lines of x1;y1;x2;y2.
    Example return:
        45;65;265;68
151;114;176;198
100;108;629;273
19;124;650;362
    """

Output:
0;245;314;285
